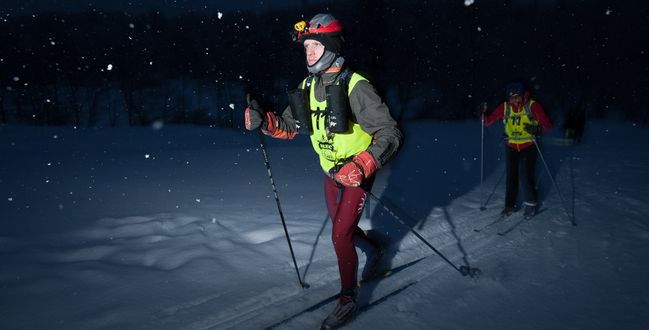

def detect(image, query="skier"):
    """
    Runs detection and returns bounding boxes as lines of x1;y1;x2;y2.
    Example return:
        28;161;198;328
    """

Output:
244;13;402;328
482;82;552;219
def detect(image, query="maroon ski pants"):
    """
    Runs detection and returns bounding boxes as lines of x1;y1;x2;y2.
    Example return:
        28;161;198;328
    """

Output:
324;175;373;291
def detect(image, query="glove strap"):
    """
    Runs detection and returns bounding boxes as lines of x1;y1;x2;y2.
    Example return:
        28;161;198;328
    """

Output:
353;151;378;178
262;112;278;133
350;160;365;177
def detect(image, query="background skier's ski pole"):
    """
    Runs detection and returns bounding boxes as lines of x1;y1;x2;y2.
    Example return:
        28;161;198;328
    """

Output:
247;94;308;288
480;168;505;211
480;103;487;191
532;138;576;226
367;192;481;278
480;103;486;210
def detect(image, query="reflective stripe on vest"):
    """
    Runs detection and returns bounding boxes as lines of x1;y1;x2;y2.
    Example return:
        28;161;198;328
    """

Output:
503;100;538;144
302;73;373;172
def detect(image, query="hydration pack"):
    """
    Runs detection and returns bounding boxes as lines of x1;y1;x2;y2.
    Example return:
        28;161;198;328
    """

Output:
287;68;353;134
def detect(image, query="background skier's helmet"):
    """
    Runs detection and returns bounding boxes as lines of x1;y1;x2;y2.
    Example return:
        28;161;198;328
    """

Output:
293;13;343;54
504;82;525;98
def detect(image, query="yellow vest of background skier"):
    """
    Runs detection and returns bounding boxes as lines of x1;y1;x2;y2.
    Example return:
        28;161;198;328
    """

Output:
503;100;539;145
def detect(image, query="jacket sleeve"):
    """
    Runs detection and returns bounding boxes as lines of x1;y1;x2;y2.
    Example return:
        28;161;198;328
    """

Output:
348;80;403;168
484;103;505;127
531;102;553;132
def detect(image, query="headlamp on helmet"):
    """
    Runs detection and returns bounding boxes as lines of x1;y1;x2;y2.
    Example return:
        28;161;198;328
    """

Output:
505;82;524;98
291;20;309;42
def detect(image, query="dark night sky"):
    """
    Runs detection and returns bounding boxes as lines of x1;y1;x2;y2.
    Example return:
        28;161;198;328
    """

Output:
0;0;334;15
1;0;569;15
1;0;323;15
1;0;646;125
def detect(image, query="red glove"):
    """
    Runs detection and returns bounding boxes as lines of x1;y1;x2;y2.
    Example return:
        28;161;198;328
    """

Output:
245;105;278;134
244;106;263;130
334;151;378;188
261;112;278;135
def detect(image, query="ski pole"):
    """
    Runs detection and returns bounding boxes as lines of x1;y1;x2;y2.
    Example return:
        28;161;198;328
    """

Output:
367;192;481;278
247;94;309;288
478;102;496;211
532;138;576;226
480;108;485;191
479;106;486;210
480;167;506;211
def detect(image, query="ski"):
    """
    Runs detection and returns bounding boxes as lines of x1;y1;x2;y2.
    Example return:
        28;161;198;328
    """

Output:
496;216;528;236
267;257;426;329
473;214;508;232
357;256;408;285
319;280;420;330
497;208;547;236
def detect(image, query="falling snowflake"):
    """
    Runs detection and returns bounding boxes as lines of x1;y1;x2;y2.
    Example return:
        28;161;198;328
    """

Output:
152;120;164;130
464;0;474;7
218;12;223;19
605;9;612;15
229;104;235;110
107;64;113;71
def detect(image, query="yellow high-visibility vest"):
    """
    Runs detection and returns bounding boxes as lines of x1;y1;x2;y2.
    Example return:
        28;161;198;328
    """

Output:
301;73;373;172
503;100;538;145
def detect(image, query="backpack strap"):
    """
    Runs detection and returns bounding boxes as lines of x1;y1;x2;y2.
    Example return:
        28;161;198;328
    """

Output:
338;68;353;89
304;75;315;90
303;68;353;92
524;101;535;120
504;100;535;122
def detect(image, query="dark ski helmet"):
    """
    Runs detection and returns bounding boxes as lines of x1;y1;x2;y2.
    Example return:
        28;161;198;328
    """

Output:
504;82;524;98
293;13;344;54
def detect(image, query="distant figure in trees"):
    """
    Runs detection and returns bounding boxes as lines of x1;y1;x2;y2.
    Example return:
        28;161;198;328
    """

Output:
244;13;402;328
482;82;552;219
563;108;585;144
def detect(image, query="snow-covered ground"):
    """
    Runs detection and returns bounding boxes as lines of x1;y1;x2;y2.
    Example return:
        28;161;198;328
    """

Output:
1;119;648;329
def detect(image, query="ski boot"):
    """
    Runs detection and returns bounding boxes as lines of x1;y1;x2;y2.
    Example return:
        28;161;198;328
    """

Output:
321;289;357;329
500;206;515;217
523;202;537;219
361;241;386;282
